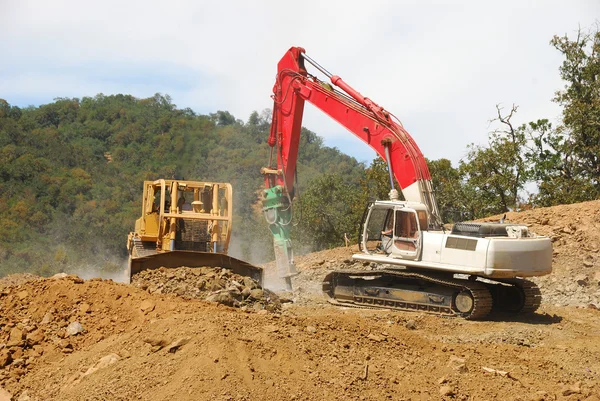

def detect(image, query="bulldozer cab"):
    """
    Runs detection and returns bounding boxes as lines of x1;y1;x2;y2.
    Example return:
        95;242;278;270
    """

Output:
361;201;427;260
132;179;232;254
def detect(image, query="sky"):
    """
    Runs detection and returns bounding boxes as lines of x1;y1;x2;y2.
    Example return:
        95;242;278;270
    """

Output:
1;0;598;165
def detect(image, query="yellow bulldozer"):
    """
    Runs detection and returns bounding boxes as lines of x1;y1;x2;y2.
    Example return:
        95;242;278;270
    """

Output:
126;179;263;284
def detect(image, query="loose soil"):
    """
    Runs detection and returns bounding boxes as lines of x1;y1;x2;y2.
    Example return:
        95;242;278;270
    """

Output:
0;200;599;400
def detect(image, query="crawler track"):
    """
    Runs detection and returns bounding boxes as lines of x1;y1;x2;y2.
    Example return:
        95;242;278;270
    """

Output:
487;278;542;314
322;270;493;320
323;270;543;320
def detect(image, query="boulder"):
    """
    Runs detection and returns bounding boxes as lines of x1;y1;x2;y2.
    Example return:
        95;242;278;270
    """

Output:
0;349;12;368
66;321;84;336
0;386;13;401
7;328;24;348
139;300;155;314
26;329;45;346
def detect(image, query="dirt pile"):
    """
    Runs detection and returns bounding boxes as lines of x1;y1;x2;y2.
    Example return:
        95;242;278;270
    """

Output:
1;274;599;401
132;266;282;312
0;274;39;288
0;273;258;399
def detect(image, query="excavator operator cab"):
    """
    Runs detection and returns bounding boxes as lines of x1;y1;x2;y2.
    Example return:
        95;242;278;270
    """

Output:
361;201;427;261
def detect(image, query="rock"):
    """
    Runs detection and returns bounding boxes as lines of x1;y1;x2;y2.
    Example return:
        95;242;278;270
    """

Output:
7;328;24;347
439;385;454;396
118;349;131;359
66;321;84;336
361;363;369;380
404;320;417;330
575;275;589;287
10;348;23;360
144;337;169;349
17;391;31;401
243;277;258;290
139;300;155;314
51;273;69;280
367;333;383;342
16;291;28;301
532;391;549;401
539;218;549;225
165;337;191;353
11;359;24;368
26;329;45;346
206;291;236;307
83;353;120;377
79;303;91;314
305;326;317;334
482;366;509;376
438;376;449;384
40;312;53;326
241;287;251;298
584;260;594;268
447;355;467;373
65;353;120;389
249;289;264;300
263;325;279;333
0;386;13;401
562;382;581;396
0;349;12;368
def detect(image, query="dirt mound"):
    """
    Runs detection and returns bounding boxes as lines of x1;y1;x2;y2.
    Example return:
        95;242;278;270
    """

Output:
0;273;274;399
0;274;40;288
1;274;599;400
132;266;282;312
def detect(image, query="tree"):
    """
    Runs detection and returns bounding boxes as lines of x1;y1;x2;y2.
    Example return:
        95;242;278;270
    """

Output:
460;105;530;216
427;158;468;222
295;174;363;250
358;157;401;203
544;25;600;201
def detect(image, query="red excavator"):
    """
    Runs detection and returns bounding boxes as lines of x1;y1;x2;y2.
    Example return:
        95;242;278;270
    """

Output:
261;46;552;319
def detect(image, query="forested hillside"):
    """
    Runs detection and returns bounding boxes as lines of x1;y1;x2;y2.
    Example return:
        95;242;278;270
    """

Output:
0;25;597;278
0;95;365;276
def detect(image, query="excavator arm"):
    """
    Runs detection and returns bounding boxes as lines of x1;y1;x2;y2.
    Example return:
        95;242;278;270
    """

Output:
262;46;442;288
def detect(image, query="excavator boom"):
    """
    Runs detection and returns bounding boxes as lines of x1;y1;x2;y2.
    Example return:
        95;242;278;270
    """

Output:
264;47;441;224
262;47;442;288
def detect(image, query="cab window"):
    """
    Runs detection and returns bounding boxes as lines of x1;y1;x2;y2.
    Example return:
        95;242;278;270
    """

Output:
394;210;419;239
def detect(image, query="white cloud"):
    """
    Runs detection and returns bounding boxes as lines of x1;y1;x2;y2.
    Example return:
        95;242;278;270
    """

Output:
1;0;598;163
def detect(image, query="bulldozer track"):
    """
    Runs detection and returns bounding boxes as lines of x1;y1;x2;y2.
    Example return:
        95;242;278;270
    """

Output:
323;270;493;320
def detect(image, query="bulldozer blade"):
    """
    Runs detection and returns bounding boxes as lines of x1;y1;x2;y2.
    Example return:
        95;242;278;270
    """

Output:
128;250;263;285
